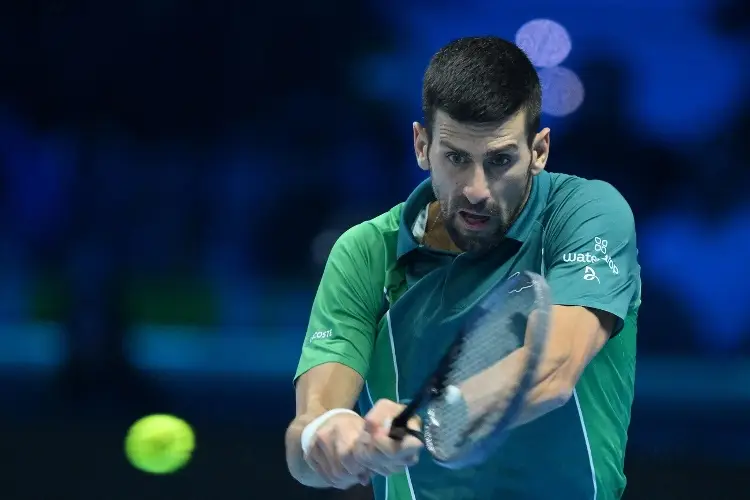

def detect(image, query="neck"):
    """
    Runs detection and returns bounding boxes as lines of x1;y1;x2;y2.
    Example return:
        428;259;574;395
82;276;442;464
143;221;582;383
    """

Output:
505;172;534;232
423;202;462;253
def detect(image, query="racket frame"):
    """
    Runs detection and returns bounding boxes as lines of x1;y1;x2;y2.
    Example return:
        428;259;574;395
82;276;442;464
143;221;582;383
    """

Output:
388;330;465;441
387;271;552;468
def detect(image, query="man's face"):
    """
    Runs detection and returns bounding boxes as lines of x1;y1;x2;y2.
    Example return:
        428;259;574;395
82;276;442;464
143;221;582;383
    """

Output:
413;110;550;252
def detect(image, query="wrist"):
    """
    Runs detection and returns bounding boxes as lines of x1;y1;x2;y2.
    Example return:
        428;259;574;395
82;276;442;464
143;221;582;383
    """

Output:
300;408;359;454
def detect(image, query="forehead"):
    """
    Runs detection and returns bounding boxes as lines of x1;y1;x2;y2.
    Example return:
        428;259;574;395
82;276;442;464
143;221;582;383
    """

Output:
433;109;527;150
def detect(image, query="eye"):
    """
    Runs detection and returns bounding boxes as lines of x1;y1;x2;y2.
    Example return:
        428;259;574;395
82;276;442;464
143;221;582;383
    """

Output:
487;155;512;167
445;152;469;166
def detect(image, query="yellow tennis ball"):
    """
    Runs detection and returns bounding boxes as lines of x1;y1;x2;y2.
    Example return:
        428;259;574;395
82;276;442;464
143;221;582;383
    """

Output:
125;414;195;474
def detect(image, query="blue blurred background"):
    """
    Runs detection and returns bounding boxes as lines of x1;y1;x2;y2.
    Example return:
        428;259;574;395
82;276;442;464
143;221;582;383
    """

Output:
1;0;749;498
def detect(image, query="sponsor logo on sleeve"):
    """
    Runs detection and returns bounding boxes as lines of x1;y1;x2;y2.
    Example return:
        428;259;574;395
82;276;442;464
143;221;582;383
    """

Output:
309;329;333;342
560;237;619;277
583;266;600;283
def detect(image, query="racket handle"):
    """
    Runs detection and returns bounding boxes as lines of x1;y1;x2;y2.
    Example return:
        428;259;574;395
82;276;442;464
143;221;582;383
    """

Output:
389;425;424;442
388;423;407;441
388;410;425;442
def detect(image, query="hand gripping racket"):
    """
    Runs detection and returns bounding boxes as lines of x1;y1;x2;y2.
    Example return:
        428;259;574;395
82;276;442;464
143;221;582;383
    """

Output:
387;271;552;469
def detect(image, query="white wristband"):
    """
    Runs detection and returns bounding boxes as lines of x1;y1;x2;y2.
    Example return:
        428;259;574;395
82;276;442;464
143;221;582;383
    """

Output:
300;408;359;455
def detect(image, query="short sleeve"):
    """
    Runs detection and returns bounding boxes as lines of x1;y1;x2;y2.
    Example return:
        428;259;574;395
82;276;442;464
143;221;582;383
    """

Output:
294;223;384;383
544;180;641;334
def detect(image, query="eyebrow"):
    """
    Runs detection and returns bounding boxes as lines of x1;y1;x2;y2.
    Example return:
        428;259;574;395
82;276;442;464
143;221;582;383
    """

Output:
439;139;519;158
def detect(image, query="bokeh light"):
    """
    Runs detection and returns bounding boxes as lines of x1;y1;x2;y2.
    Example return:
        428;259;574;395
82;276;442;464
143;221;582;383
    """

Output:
515;19;572;68
538;66;585;117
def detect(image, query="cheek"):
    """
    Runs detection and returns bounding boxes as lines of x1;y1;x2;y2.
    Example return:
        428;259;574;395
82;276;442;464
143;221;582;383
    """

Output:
431;163;462;194
491;169;528;205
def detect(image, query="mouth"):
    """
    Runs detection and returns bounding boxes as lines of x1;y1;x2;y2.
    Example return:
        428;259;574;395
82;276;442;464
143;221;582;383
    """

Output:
458;210;491;230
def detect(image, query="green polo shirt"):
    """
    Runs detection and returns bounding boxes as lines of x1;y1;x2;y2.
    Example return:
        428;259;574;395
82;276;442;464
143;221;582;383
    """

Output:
295;170;641;500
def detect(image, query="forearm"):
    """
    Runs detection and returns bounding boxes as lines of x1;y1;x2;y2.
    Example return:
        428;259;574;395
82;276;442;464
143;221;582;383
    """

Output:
457;306;613;429
458;346;572;429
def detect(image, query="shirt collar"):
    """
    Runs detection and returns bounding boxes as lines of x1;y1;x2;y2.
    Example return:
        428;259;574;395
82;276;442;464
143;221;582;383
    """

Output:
397;178;434;260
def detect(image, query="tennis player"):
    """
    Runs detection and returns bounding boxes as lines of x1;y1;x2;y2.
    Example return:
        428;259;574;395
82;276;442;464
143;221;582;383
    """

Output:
286;36;641;500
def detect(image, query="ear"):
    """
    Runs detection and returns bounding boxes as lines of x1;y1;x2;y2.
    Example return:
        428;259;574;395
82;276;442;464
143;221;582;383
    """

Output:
530;127;550;175
413;122;430;171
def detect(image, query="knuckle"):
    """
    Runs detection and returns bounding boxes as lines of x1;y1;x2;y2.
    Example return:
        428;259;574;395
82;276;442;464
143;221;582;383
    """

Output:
337;447;357;465
374;398;395;410
330;473;358;490
321;420;336;432
306;443;323;461
316;428;334;443
312;438;330;455
343;463;364;476
341;430;366;451
303;455;318;470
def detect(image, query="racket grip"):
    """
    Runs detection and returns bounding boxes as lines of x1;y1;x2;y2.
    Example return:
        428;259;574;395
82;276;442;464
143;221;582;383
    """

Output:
388;424;407;441
389;425;424;442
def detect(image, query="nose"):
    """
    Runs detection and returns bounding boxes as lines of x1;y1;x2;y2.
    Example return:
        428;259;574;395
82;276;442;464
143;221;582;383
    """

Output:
462;165;491;205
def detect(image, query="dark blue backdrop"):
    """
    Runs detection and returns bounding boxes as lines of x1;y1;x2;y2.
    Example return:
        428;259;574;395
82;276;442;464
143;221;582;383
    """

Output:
0;0;749;498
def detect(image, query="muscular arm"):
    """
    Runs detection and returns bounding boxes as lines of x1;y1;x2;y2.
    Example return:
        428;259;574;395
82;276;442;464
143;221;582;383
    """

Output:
459;305;613;428
460;178;638;428
287;223;385;486
285;363;364;487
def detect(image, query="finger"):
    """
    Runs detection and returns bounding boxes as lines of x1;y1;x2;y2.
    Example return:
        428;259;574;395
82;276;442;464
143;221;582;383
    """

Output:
396;434;423;459
339;441;367;477
320;434;349;481
324;428;370;489
332;475;364;490
355;439;415;476
306;454;337;486
315;433;359;488
354;449;398;478
370;431;423;463
363;417;380;434
358;472;372;486
311;453;359;490
407;415;422;432
359;437;400;465
357;443;390;467
365;399;406;430
353;436;390;475
340;453;366;477
308;439;338;485
363;462;406;478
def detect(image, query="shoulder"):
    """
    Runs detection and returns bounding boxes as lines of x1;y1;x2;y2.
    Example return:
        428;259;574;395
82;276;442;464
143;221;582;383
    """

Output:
545;173;635;233
330;203;403;273
547;172;632;209
336;203;402;252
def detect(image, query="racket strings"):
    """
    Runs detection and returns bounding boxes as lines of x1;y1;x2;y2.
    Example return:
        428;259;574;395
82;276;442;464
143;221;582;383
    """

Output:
423;273;543;464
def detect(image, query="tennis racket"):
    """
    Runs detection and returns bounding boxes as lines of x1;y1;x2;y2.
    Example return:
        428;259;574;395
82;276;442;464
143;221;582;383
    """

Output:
387;270;551;469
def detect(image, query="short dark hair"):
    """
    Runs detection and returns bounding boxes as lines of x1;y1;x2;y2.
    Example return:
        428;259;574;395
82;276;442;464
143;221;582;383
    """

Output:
422;36;542;146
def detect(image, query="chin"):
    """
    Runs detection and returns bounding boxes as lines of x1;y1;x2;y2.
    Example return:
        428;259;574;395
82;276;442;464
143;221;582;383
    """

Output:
462;230;507;251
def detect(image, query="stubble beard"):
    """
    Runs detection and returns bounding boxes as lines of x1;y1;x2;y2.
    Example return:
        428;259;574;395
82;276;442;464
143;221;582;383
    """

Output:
432;166;533;253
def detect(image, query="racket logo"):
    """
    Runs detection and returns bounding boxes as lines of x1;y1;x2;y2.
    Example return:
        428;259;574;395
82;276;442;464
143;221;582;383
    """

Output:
583;266;600;283
594;237;608;254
